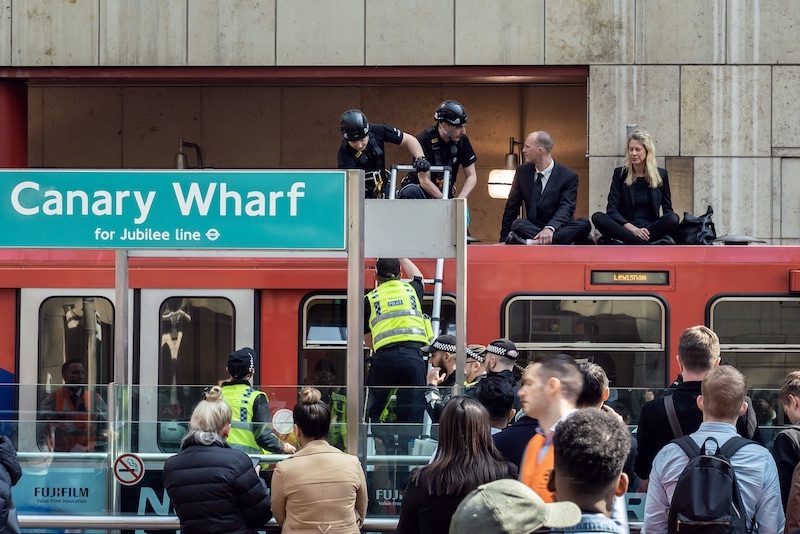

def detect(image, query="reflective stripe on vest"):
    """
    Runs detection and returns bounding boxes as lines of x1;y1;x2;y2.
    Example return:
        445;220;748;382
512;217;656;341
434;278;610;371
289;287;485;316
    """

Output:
520;434;555;502
223;383;267;455
367;280;429;351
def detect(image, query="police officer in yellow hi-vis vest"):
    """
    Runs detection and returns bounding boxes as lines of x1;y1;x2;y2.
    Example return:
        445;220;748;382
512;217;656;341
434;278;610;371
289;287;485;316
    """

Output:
364;258;431;423
221;348;296;455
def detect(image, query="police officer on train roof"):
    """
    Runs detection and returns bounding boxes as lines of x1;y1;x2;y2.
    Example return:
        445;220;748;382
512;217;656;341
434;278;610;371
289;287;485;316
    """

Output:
337;109;431;199
397;100;478;201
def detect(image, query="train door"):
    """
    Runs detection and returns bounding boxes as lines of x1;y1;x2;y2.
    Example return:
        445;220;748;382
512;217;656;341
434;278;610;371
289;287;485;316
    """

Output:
137;289;255;454
17;288;118;517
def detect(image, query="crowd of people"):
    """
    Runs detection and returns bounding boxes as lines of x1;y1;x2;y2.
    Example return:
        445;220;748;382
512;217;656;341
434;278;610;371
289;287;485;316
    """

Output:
338;101;681;246
153;315;800;533
30;294;800;533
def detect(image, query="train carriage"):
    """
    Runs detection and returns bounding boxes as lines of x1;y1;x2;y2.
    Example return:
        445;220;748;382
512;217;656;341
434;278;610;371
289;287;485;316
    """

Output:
0;244;798;528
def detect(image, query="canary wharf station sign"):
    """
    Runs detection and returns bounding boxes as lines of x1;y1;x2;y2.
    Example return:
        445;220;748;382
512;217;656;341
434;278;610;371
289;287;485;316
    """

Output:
0;170;346;249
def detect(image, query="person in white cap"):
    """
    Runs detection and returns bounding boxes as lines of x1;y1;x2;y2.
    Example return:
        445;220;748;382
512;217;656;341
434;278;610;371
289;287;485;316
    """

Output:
449;479;581;534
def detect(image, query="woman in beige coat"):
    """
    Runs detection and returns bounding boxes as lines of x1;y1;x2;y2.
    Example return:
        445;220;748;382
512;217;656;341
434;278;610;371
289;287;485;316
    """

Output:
271;387;368;533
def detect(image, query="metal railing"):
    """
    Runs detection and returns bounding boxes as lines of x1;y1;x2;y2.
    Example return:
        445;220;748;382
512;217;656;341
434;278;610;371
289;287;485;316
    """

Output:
19;515;643;532
18;514;401;532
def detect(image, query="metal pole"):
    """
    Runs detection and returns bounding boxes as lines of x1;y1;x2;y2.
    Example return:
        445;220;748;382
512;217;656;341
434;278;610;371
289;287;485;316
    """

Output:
112;249;129;516
345;170;366;464
453;198;468;396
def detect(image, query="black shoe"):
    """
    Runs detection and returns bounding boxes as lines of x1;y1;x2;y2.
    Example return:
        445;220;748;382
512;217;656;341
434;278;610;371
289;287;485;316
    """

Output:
650;235;676;245
597;236;624;245
505;231;527;245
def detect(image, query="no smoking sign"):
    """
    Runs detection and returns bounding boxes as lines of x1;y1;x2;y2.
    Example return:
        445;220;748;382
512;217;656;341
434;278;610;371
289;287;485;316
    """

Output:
114;453;145;486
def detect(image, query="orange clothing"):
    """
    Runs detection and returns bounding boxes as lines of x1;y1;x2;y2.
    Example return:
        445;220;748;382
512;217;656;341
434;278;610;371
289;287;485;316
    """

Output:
520;433;555;502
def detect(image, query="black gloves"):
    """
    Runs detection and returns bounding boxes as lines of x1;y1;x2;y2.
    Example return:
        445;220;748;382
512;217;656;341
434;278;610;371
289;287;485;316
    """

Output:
413;156;431;172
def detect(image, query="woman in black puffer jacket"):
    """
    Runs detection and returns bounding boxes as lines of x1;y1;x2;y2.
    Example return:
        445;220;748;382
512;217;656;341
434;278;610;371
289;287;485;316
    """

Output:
0;435;22;532
164;386;272;534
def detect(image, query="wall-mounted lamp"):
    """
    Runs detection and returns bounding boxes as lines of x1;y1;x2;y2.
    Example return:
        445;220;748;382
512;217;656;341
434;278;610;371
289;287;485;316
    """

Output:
487;137;523;199
175;137;203;169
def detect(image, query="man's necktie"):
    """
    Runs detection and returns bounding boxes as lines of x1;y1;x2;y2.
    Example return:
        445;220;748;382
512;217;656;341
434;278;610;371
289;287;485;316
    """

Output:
532;172;543;205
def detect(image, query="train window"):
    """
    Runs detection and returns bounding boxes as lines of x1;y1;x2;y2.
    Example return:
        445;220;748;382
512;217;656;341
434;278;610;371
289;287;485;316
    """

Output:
37;297;114;453
157;297;235;452
710;297;800;390
301;294;456;387
504;296;667;390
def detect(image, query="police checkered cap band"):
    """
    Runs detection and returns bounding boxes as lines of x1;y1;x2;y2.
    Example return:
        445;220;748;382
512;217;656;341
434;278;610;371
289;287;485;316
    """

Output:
432;341;457;353
486;343;518;359
466;346;486;363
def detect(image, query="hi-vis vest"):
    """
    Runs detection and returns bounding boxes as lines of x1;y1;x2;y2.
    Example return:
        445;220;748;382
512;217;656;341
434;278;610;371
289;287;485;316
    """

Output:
224;382;269;455
520;434;555;502
367;280;430;351
51;389;99;452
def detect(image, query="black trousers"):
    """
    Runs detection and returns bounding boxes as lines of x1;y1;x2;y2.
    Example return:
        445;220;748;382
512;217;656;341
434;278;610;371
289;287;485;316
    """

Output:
592;211;680;244
510;217;592;244
366;345;426;423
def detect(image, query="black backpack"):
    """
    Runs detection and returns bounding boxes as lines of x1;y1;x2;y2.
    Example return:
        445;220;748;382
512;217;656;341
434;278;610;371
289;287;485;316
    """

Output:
667;436;755;533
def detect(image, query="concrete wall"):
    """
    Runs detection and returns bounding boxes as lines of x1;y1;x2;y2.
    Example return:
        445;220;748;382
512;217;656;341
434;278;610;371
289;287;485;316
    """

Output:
6;0;800;243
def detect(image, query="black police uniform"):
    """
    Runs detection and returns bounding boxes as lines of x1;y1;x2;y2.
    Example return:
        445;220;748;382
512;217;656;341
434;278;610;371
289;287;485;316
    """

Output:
338;124;404;199
398;125;477;199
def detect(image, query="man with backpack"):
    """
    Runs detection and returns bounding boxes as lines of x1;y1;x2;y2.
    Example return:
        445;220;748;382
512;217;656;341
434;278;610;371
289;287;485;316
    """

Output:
635;326;762;490
642;365;783;534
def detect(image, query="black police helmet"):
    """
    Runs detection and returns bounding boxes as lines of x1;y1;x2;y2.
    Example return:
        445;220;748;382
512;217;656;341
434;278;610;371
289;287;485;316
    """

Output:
341;109;370;141
433;100;467;126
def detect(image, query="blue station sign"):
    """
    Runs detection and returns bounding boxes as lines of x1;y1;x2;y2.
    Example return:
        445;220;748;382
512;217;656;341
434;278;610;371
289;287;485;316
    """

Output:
0;170;346;249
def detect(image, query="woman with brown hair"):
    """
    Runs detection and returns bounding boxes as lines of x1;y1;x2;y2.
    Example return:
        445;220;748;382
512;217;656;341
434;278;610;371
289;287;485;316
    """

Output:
270;387;367;533
396;395;516;534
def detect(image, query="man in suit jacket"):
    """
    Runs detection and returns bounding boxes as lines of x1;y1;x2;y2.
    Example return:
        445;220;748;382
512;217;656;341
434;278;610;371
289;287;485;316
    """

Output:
500;131;591;245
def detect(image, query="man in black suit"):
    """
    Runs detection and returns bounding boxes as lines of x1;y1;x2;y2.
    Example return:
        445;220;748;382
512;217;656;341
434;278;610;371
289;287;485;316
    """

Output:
500;131;591;245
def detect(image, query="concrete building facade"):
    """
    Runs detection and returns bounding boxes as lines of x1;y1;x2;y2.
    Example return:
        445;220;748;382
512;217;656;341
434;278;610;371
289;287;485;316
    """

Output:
1;0;798;243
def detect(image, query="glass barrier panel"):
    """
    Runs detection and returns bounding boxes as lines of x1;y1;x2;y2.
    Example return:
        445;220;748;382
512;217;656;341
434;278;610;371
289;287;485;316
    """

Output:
3;384;787;526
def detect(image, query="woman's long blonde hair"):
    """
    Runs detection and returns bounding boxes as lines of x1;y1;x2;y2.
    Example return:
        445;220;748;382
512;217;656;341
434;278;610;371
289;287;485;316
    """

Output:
623;130;662;188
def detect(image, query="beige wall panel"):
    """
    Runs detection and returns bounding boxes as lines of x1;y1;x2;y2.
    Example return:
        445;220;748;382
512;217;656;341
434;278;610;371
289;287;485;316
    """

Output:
588;157;621;226
545;0;634;65
589;66;680;157
201;87;282;169
729;0;800;64
122;88;201;169
282;87;361;167
522;85;588;218
450;86;523;242
13;0;98;66
27;85;43;166
101;0;186;66
663;156;694;220
366;0;454;65
188;0;275;66
636;0;725;64
0;0;10;65
773;67;800;149
694;158;773;240
681;66;771;157
360;86;447;177
455;0;543;65
41;87;122;168
276;0;362;66
781;158;800;241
